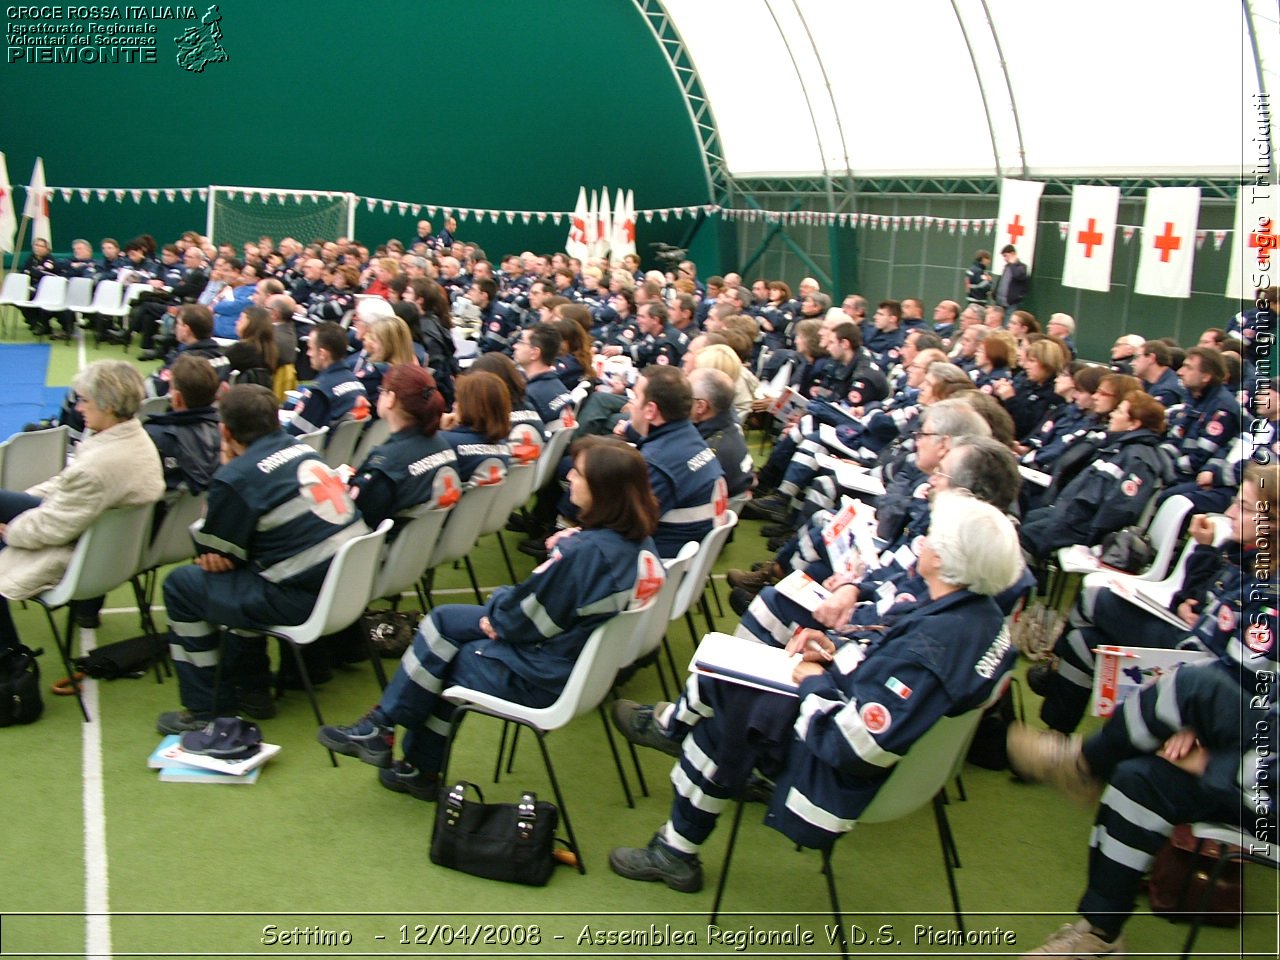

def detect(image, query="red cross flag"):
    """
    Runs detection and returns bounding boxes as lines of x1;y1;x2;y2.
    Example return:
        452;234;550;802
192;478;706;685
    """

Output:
565;186;590;262
22;157;51;247
596;186;612;261
1225;188;1280;300
0;152;16;255
1134;187;1200;299
1061;184;1120;292
611;187;637;263
993;178;1044;273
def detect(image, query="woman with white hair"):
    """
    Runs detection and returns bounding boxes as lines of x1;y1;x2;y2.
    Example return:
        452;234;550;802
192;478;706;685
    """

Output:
0;360;165;653
609;490;1021;891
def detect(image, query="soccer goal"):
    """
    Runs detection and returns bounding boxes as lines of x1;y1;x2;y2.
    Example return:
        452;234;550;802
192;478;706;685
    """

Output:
207;186;357;248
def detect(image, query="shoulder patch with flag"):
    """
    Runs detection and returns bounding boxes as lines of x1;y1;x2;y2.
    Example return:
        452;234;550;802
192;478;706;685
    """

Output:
884;676;912;700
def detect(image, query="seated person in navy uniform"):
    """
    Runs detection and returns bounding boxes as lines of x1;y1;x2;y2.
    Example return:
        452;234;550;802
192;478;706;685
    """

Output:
1160;346;1240;484
157;385;368;732
1132;339;1188;407
318;438;664;799
608;492;1022;892
1009;467;1278;958
601;301;688;369
512;324;573;426
285;322;371;439
471;279;519;354
437;370;513;486
17;237;65;337
689;368;754;498
347;363;460;532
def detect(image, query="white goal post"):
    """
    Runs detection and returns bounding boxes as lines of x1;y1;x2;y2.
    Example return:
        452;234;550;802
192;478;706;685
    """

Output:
207;186;357;248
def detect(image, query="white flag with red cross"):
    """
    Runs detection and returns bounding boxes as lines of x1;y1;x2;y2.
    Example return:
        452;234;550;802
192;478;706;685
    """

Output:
23;157;51;246
1062;184;1120;292
565;186;589;262
1225;188;1280;300
0;153;16;255
1134;187;1200;299
993;178;1044;273
596;186;612;261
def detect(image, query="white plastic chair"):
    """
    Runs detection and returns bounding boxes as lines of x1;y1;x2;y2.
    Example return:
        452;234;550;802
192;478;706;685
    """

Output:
0;425;69;492
1056;494;1194;581
323;417;367;469
531;423;575;492
670;508;739;642
215;519;393;763
350;417;392;468
422;474;507;605
62;277;95;338
34;504;155;721
0;272;32;336
128;491;207;680
13;275;68;313
139;396;171;419
468;423;544;581
438;600;656;873
296;427;328;451
710;693;1003;942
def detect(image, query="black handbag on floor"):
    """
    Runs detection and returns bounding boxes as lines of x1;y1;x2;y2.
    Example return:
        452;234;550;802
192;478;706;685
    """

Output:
430;781;559;886
0;644;44;726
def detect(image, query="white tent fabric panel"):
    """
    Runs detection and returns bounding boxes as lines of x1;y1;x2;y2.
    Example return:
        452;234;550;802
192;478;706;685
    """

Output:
661;0;1265;179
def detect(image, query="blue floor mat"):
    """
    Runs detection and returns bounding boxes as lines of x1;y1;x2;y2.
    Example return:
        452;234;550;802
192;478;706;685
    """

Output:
0;344;58;440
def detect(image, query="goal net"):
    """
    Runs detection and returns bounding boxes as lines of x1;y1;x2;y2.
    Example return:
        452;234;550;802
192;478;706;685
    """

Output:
208;187;355;248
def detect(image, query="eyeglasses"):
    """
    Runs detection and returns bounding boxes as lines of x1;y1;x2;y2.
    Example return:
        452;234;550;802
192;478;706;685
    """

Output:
930;469;953;481
913;429;939;439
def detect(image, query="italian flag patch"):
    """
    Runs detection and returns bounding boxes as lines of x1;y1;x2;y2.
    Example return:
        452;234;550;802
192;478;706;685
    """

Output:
885;676;912;700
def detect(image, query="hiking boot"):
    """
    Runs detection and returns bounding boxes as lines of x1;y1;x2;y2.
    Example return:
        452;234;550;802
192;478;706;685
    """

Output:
726;564;780;592
1007;725;1101;805
517;536;549;560
766;533;794;552
742;772;775;804
237;688;278;720
611;699;681;757
378;760;440;801
759;518;798;540
741;492;790;523
156;709;214;735
1022;919;1124;958
1026;661;1055;697
608;836;703;892
316;713;394;767
729;587;755;618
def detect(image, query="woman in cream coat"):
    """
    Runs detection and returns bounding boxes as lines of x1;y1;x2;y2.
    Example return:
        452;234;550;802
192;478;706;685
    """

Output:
0;360;166;652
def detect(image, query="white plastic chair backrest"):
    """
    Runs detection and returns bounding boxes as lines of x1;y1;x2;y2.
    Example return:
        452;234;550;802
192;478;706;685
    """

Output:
443;601;655;733
569;380;592;416
40;504;154;606
139;490;207;571
532;424;575;491
28;275;68;309
297;427;328;451
122;282;153;307
350;417;392;468
324;417;366;468
270;519;392;644
371;504;452;600
428;479;506;568
624;541;698;669
860;700;991;825
0;425;69;491
670;510;739;622
727;491;751;517
1137;494;1195;582
87;279;123;313
0;272;31;303
139;395;170;419
65;277;95;311
451;328;478;358
1152;513;1233;591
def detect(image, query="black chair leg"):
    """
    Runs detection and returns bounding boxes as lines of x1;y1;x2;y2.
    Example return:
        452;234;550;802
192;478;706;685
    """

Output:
42;604;89;721
598;705;635;808
700;593;715;633
708;575;725;618
492;721;510;783
495;531;517;582
710;798;748;922
462;556;484;604
364;624;389;691
527;722;585;874
820;845;849;960
932;792;964;932
282;638;336;767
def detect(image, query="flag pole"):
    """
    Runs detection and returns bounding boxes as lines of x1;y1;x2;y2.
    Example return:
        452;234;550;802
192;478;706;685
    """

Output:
10;215;30;276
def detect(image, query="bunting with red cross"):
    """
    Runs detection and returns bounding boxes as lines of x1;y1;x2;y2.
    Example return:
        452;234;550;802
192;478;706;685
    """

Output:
1134;186;1200;299
1226;188;1280;300
993;178;1044;273
1061;184;1120;293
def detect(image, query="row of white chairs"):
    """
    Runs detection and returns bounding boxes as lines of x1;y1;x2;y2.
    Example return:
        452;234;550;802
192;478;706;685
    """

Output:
0;274;151;342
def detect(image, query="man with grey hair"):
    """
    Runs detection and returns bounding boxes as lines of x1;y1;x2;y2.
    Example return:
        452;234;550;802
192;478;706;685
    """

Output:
1109;333;1145;375
266;294;300;368
689;368;753;496
1047;312;1077;356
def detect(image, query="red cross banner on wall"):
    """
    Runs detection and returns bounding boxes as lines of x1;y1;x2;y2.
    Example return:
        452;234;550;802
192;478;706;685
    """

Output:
993;177;1044;273
1062;184;1120;293
1134;186;1201;299
1226;190;1280;300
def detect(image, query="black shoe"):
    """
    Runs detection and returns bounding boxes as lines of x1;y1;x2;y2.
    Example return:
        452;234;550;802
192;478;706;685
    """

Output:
22;419;56;432
237;688;278;720
766;533;794;552
517;536;549;560
316;713;395;767
378;760;440;801
611;699;682;757
609;836;703;892
1027;661;1055;697
759;518;798;540
504;513;538;534
49;330;71;341
741;493;790;523
137;348;164;362
729;587;756;617
742;772;775;804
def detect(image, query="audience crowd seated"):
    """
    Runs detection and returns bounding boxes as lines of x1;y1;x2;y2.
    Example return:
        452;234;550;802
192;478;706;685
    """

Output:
5;227;1274;952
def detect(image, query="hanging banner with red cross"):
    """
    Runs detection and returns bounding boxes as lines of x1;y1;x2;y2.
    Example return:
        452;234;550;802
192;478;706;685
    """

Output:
1225;188;1280;300
1134;186;1200;299
1061;184;1120;293
993;177;1044;273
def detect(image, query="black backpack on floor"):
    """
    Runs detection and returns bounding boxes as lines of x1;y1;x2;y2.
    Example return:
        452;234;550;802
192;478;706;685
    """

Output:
0;644;44;727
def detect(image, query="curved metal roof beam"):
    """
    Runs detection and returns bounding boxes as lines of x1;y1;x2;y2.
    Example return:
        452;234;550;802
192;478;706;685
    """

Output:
762;0;831;181
789;0;854;180
949;0;1005;179
979;0;1029;177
